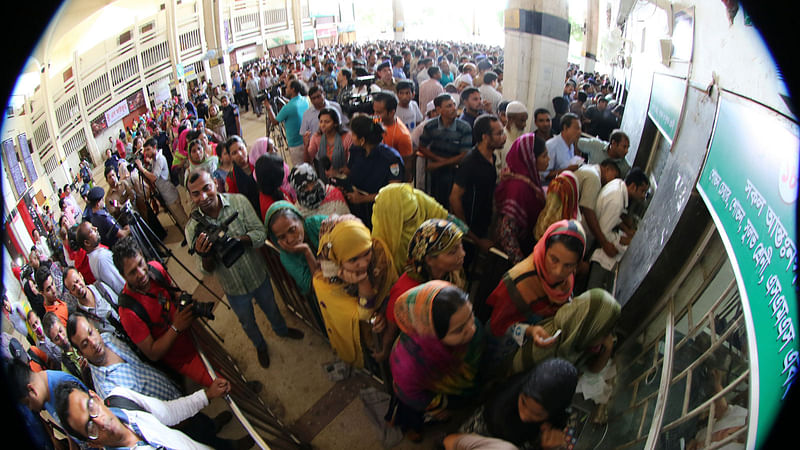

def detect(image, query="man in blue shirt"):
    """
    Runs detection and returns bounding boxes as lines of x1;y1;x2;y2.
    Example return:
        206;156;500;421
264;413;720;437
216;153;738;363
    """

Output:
269;79;309;166
67;313;182;400
419;93;473;208
8;360;86;433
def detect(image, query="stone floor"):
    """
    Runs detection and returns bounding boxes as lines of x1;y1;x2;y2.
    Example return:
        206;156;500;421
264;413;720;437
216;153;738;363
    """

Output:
94;108;439;449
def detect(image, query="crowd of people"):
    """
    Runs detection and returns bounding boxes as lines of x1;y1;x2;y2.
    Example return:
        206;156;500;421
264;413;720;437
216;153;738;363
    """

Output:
5;39;648;449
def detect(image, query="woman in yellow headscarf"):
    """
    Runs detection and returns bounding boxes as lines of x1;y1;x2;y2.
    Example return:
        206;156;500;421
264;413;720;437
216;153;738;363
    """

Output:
371;183;470;273
313;214;398;368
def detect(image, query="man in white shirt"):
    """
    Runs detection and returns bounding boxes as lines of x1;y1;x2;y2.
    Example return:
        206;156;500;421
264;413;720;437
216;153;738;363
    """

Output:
55;377;249;449
76;221;126;293
543;113;583;184
63;267;119;334
300;85;346;149
478;71;503;114
575;160;622;257
418;67;444;117
495;101;528;176
395;80;424;131
587;168;650;291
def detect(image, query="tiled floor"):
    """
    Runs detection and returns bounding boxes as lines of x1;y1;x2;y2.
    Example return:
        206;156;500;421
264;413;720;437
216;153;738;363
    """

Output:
97;107;438;449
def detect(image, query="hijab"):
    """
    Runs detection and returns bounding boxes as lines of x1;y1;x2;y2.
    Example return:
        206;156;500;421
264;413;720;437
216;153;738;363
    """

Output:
290;163;326;210
390;281;484;411
495;134;547;227
488;220;586;337
317;215;396;320
249;137;296;201
483;358;578;446
407;219;465;288
371;183;453;273
534;170;579;240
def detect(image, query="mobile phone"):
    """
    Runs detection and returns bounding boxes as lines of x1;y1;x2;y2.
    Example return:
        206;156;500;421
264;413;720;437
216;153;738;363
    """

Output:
541;329;562;344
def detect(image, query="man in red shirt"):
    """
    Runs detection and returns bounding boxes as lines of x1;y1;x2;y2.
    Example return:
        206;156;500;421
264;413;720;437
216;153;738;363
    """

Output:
34;266;68;327
111;236;213;387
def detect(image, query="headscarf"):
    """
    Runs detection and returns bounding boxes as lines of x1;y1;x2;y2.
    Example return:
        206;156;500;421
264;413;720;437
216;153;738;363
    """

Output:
488;220;586;337
317;215;396;319
494;133;547;233
533;170;579;240
290;163;326;210
390;281;484;412
407;219;465;288
483;358;578;446
513;288;621;373
249;137;295;200
264;200;303;244
371;184;454;273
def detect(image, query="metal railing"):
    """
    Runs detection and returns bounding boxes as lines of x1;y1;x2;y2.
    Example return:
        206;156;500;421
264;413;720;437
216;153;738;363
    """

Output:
193;322;311;449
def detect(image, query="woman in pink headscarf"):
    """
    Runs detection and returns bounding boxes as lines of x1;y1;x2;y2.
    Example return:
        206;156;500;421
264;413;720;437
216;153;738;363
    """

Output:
248;137;296;202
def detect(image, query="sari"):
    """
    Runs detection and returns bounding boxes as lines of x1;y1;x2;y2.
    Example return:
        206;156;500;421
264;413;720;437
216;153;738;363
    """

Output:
313;215;397;367
512;288;621;375
494;133;547;260
372;183;467;274
264;201;325;296
533;170;579;241
390;280;485;414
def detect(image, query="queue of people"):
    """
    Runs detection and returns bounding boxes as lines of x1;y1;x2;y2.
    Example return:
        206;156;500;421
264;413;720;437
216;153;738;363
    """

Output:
6;40;645;449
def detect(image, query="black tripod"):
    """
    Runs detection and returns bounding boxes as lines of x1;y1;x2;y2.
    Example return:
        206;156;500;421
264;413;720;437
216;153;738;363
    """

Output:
120;201;231;342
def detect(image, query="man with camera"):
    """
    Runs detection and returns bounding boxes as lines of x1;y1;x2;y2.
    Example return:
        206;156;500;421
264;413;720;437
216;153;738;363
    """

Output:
186;168;304;369
135;138;189;236
111;236;213;387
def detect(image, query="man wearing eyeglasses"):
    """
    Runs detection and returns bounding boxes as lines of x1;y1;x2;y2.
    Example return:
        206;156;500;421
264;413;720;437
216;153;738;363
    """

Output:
54;378;246;449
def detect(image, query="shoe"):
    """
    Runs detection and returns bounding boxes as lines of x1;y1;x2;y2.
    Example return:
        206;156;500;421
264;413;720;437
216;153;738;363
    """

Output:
213;410;233;433
283;328;304;340
235;435;255;450
257;346;270;368
245;380;263;394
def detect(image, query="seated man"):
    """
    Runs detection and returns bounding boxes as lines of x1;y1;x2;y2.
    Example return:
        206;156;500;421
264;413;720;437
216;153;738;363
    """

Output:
67;312;182;401
83;186;130;248
34;266;69;327
111;236;213;387
8;360;86;434
42;312;87;382
62;266;119;334
77;220;126;292
54;378;246;449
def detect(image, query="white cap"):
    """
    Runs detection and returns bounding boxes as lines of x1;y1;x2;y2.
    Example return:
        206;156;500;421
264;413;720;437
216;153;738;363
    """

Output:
506;101;528;115
425;100;436;115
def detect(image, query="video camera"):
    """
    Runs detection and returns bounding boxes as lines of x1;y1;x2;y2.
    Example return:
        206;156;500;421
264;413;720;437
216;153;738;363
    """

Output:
177;292;215;320
341;75;376;117
188;210;245;268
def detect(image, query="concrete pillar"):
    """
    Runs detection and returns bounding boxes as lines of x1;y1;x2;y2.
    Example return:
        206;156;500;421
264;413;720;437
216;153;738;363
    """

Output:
291;0;304;50
582;0;599;73
503;0;570;116
393;0;405;41
202;0;231;89
165;0;187;100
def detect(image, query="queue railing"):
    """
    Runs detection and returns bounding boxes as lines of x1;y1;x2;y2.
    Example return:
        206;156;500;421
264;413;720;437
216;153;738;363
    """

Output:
192;322;311;450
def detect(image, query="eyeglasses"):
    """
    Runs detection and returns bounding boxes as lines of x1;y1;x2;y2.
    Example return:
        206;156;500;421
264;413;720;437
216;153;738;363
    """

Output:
86;395;100;440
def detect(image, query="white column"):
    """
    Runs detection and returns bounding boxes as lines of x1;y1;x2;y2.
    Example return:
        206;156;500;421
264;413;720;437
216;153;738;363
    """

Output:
291;0;304;50
165;0;187;99
393;0;405;41
583;0;599;73
503;0;570;116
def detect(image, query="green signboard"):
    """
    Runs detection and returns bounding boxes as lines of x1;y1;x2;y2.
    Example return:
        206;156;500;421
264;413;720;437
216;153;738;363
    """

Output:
697;94;798;449
647;72;687;144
